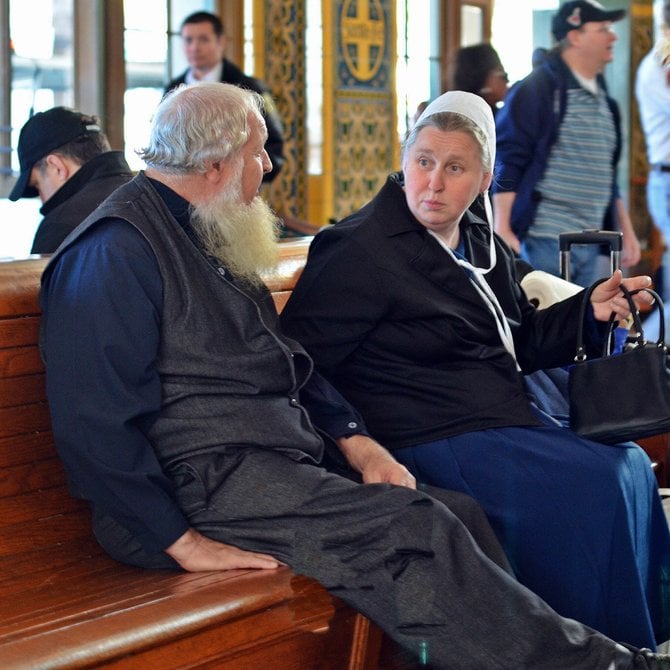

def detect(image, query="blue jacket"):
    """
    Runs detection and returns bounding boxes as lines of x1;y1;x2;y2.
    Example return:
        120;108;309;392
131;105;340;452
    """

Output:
493;49;621;240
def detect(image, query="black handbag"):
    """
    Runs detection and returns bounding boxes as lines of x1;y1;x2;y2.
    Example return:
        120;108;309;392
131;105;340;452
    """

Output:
568;278;670;444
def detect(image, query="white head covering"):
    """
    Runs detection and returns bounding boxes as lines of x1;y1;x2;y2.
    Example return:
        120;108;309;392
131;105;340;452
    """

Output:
414;90;496;244
413;91;518;365
416;90;496;170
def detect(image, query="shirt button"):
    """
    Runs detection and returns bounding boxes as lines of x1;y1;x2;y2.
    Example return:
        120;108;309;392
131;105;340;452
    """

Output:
347;422;358;430
217;267;226;276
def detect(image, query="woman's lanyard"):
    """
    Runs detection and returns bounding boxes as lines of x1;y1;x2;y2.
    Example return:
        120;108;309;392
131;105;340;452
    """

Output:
428;229;519;369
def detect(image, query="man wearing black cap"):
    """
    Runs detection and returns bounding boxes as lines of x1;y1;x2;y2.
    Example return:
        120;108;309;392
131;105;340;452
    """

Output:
10;107;133;254
493;0;640;288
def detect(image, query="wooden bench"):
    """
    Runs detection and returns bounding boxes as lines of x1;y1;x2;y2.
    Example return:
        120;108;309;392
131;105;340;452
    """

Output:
3;234;666;669
0;238;424;669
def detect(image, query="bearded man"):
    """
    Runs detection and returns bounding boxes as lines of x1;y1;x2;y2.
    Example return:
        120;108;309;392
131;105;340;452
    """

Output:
38;82;670;669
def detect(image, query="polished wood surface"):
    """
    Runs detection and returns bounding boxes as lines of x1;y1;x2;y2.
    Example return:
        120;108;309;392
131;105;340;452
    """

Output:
0;242;388;669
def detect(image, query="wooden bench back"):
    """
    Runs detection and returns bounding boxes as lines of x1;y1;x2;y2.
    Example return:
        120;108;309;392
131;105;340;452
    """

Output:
0;239;394;670
0;256;90;572
0;239;313;570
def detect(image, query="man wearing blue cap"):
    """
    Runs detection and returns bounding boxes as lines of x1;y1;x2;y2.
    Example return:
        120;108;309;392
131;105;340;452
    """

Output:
493;0;640;287
10;107;133;253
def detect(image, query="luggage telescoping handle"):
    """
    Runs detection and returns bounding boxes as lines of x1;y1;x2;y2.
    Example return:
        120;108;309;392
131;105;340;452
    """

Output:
558;230;623;282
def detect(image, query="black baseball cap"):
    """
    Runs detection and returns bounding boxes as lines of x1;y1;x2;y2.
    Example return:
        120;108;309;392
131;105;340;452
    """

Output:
9;107;101;201
552;0;626;41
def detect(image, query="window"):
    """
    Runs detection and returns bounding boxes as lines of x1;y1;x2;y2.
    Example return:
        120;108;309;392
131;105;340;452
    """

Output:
123;0;168;171
491;0;559;85
460;4;483;46
10;0;74;171
396;0;434;140
306;0;323;175
0;0;74;257
0;0;217;258
124;0;216;170
244;0;255;74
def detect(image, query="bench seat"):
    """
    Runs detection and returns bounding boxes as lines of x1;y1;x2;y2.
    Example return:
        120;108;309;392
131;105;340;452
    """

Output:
0;244;393;670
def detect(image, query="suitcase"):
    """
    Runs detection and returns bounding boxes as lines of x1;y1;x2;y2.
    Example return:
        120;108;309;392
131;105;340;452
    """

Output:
558;230;622;282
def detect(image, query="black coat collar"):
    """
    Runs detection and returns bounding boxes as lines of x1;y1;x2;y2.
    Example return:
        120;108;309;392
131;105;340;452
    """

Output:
40;152;132;216
366;172;500;310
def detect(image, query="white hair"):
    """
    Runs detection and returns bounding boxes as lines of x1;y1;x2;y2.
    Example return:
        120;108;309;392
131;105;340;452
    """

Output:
139;82;265;174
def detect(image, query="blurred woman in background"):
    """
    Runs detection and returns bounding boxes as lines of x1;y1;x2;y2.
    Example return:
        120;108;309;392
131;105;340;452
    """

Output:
451;43;509;116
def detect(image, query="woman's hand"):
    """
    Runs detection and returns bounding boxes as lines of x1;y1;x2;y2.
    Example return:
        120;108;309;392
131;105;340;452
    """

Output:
589;270;654;322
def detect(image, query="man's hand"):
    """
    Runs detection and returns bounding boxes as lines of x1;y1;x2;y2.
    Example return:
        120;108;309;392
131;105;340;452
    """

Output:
616;198;642;268
621;231;642;268
336;434;416;488
165;528;282;572
497;228;521;255
492;192;521;254
589;270;654;322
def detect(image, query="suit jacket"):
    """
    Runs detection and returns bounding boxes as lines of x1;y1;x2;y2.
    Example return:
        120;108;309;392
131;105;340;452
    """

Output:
281;173;594;449
165;58;285;183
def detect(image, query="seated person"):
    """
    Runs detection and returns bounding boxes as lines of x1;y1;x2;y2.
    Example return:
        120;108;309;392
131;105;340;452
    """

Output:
280;90;670;650
10;107;133;253
39;81;670;669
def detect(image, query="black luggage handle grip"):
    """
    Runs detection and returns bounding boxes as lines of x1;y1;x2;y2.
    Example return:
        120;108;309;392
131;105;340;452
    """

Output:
558;230;623;252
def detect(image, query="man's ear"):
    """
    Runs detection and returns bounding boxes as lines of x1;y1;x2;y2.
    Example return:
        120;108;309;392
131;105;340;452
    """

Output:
481;172;493;193
44;154;74;184
565;29;580;49
205;160;224;184
205;159;234;186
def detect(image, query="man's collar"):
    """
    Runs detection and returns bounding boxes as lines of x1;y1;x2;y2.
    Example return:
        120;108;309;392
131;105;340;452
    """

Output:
145;175;192;229
185;60;223;84
39;153;105;215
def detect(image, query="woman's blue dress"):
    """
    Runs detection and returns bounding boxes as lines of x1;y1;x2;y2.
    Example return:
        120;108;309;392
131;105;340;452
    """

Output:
395;409;670;650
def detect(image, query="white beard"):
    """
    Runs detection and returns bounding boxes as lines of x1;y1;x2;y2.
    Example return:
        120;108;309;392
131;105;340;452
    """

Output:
190;184;281;286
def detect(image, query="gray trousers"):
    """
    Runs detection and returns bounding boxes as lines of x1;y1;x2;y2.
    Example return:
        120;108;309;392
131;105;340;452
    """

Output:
94;448;656;670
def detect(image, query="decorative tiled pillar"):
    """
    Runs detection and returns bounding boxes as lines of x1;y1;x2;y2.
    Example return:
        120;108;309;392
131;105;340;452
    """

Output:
630;0;655;249
257;0;399;225
260;0;307;220
325;0;398;220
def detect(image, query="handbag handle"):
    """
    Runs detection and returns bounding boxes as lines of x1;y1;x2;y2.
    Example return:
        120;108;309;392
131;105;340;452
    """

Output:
574;279;665;363
626;285;666;346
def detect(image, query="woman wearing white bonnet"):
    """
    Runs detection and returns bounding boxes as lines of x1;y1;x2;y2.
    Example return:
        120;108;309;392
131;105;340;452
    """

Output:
282;91;670;650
